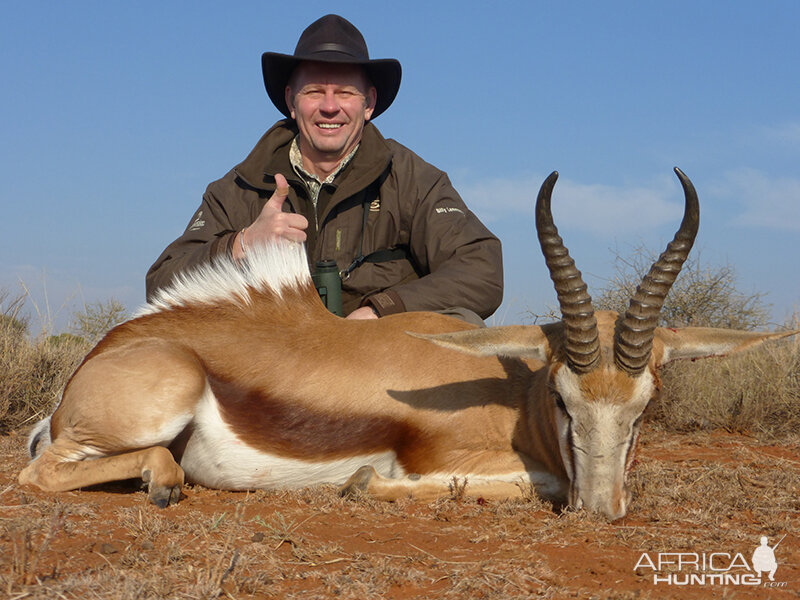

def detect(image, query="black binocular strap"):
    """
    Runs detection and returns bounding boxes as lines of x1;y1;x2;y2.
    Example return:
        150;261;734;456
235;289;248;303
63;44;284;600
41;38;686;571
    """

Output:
340;173;414;279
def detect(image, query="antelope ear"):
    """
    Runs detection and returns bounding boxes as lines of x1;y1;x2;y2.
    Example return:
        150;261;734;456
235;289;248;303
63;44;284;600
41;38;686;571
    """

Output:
408;325;551;361
654;327;799;366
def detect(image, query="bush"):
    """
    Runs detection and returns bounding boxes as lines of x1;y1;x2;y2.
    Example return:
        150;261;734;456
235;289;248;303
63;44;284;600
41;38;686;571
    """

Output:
0;328;90;435
593;244;770;330
69;298;128;344
0;290;29;338
0;291;126;434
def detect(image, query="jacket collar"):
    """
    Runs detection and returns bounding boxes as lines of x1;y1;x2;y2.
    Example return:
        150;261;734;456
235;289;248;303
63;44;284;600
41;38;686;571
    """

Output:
235;119;393;200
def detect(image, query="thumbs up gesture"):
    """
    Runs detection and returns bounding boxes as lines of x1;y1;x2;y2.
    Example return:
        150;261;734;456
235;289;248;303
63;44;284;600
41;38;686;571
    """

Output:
233;174;309;259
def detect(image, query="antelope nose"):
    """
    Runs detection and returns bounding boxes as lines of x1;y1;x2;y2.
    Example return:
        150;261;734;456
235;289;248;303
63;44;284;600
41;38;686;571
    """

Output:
577;490;627;521
603;502;627;521
601;491;628;521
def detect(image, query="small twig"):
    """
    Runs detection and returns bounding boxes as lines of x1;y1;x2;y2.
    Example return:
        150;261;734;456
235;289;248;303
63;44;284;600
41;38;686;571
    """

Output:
683;466;720;489
737;472;768;489
407;543;478;565
288;557;350;567
273;514;315;550
217;549;239;587
375;552;417;561
480;574;499;592
759;453;800;466
366;536;402;544
92;550;118;575
212;530;235;587
484;570;525;591
25;506;65;585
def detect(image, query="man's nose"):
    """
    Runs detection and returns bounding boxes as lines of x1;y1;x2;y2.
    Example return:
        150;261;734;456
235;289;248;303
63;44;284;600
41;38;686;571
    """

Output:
320;90;339;113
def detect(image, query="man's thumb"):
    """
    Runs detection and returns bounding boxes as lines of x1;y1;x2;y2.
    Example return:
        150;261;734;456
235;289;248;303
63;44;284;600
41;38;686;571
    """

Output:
270;173;290;208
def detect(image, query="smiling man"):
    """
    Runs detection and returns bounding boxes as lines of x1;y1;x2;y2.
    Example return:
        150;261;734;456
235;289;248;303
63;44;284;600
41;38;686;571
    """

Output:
146;14;503;323
288;62;375;179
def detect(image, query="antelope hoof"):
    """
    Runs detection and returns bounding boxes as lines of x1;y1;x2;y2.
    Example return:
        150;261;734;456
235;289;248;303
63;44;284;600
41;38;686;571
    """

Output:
339;465;377;498
142;469;184;508
148;483;183;508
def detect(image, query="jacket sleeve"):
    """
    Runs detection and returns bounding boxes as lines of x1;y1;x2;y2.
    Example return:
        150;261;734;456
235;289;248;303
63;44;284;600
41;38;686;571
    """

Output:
367;169;504;320
145;171;246;301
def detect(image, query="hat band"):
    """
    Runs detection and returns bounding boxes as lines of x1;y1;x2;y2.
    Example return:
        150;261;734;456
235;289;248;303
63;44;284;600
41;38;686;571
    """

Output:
304;42;367;60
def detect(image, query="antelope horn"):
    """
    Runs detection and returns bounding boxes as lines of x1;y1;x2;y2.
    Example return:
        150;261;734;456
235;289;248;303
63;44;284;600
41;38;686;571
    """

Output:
615;167;700;375
536;171;600;374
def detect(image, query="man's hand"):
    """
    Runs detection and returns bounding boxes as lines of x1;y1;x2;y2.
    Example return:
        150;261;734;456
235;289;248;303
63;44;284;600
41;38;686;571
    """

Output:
233;174;308;259
347;306;379;320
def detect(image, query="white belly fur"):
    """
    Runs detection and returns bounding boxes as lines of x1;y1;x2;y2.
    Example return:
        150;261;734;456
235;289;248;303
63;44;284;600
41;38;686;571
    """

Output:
179;384;404;490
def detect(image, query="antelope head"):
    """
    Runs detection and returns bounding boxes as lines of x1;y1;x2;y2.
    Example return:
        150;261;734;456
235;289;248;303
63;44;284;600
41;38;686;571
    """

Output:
534;168;700;519
417;168;795;519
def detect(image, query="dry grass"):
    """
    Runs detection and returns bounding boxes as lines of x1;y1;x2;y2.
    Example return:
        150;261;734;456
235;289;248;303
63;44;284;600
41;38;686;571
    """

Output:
0;290;127;434
653;333;800;440
0;314;89;435
2;429;797;599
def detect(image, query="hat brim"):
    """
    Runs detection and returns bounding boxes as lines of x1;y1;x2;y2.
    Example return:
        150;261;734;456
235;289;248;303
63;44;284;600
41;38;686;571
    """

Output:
261;52;401;119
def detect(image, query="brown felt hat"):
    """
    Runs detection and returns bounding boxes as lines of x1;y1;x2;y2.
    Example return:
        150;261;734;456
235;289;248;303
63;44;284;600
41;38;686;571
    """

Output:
261;14;402;119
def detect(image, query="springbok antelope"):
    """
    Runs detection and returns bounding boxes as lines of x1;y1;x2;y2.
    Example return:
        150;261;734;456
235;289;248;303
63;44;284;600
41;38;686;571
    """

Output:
19;168;797;519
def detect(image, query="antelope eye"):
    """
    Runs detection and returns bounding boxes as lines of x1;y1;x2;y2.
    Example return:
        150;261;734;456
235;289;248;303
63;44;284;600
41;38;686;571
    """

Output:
554;394;568;414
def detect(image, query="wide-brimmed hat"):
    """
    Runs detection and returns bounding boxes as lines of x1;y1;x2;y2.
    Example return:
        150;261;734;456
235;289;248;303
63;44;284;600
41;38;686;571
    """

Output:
261;14;402;119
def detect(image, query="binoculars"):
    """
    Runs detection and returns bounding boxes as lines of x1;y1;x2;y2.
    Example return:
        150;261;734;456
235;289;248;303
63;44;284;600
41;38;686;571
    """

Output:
312;260;343;316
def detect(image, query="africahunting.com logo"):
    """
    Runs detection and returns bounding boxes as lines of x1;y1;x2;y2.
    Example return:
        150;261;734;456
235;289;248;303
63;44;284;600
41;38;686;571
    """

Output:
634;535;787;588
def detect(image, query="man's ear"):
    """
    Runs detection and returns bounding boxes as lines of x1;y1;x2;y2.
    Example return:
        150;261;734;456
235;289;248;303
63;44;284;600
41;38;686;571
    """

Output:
364;87;377;121
284;86;296;119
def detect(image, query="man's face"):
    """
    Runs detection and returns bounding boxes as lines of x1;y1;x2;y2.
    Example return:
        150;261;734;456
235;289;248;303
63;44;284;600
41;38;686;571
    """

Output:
286;62;377;167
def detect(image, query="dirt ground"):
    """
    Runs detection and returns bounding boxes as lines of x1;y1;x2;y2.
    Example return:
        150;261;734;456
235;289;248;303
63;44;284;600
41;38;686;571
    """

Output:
1;427;798;599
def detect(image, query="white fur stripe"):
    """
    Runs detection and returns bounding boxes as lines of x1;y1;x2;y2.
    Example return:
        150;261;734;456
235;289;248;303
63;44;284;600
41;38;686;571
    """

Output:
136;240;311;317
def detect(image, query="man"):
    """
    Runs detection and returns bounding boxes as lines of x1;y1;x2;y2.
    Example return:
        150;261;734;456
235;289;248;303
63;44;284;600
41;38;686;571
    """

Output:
146;14;503;324
752;536;779;582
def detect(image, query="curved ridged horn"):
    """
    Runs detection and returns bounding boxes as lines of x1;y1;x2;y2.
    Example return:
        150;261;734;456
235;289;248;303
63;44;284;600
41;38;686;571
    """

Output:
614;167;700;375
536;171;600;374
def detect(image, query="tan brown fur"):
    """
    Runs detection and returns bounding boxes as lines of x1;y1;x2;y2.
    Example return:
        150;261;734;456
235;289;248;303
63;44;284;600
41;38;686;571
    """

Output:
579;368;636;404
19;249;797;514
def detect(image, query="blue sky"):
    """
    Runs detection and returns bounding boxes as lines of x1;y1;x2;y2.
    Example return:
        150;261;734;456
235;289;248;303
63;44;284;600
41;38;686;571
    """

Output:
2;1;798;332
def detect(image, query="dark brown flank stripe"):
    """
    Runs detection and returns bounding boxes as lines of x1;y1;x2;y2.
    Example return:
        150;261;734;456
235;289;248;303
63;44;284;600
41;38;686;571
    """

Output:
209;374;442;472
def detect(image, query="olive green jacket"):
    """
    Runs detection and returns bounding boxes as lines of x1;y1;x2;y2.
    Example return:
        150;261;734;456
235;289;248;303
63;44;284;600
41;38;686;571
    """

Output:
145;120;503;318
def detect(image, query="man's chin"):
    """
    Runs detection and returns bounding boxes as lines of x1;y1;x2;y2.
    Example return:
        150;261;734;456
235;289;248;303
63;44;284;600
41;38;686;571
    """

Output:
310;140;355;160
